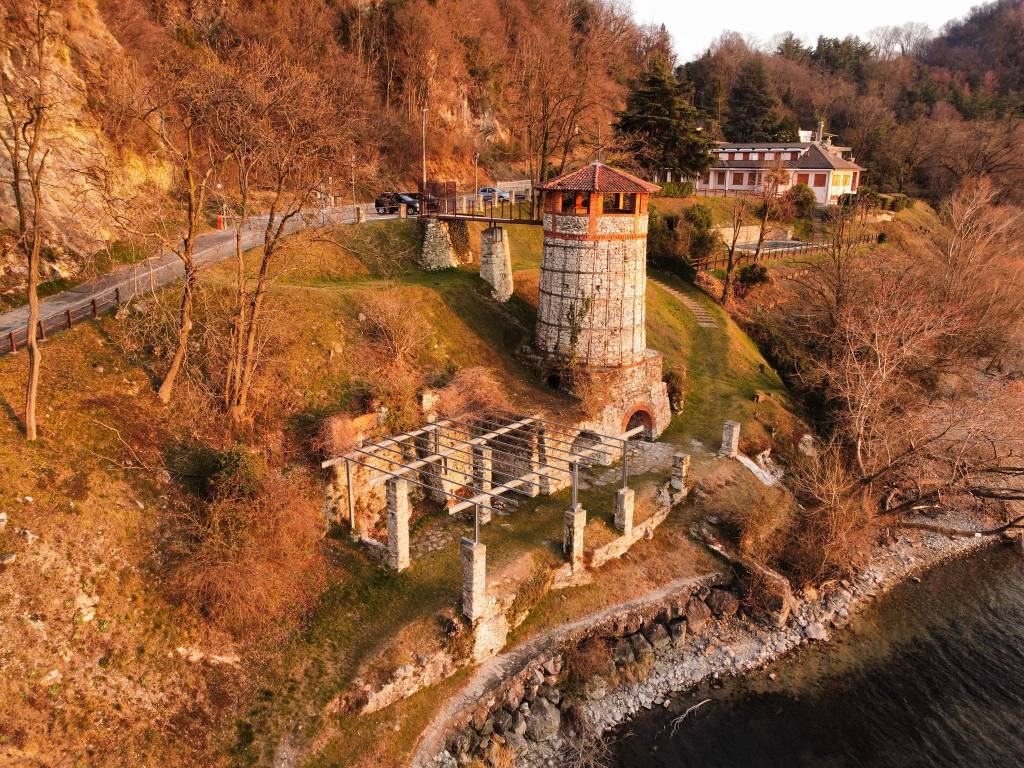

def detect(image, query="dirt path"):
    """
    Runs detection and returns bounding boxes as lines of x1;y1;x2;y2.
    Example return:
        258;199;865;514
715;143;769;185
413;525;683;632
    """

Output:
409;571;723;767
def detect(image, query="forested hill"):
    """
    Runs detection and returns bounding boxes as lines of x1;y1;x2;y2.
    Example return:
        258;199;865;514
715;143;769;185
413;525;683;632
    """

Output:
681;0;1024;199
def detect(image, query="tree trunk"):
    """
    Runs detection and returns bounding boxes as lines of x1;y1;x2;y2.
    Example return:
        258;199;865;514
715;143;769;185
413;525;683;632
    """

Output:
721;249;735;305
24;235;42;440
157;261;195;404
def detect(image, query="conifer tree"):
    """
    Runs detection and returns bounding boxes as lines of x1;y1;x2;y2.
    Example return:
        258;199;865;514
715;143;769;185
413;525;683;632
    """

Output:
614;57;714;178
725;59;781;141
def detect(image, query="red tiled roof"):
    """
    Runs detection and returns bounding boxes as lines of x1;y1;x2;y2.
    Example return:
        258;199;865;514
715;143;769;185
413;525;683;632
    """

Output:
538;163;661;193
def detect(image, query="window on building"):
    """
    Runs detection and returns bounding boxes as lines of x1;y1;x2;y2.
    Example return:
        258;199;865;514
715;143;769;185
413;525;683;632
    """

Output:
797;173;809;185
747;172;757;186
602;193;635;213
716;171;726;186
813;173;827;188
732;172;744;186
561;190;589;212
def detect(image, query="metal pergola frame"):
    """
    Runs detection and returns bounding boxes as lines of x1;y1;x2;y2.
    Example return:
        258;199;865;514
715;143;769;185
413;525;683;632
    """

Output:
321;413;641;542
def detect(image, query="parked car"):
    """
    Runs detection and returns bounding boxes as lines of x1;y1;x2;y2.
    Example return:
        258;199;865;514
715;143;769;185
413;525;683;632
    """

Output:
478;186;510;203
375;191;420;215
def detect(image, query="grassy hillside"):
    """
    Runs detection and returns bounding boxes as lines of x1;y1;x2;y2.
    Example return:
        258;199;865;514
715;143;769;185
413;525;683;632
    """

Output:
0;216;798;767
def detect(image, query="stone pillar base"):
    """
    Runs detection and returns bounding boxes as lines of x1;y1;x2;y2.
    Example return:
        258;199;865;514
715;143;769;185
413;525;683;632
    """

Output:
671;453;691;490
480;226;514;302
614;488;635;538
563;504;586;570
386;477;411;572
461;537;487;621
721;420;741;458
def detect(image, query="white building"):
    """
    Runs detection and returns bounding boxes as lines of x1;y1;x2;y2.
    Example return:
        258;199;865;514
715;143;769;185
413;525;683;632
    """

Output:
690;126;864;206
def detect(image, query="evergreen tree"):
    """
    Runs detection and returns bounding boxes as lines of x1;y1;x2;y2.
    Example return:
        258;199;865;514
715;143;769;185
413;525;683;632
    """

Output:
614;57;715;178
724;59;781;141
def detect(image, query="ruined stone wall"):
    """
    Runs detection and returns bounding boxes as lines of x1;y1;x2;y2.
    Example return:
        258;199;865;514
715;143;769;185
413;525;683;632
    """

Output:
535;220;648;368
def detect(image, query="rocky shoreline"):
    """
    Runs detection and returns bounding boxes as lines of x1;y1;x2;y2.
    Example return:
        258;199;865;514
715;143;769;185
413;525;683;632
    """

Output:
428;517;1003;767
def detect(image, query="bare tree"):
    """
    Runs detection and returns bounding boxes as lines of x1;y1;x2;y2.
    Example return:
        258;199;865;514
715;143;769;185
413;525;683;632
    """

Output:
116;48;227;404
221;56;357;426
752;160;791;262
0;0;57;440
720;197;749;304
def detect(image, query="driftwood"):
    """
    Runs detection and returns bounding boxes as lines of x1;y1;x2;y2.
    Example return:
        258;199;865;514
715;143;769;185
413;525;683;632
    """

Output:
669;698;711;737
690;523;796;627
893;512;1024;539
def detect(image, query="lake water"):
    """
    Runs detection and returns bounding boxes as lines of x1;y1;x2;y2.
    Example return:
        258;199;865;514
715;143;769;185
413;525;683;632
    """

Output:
614;544;1024;768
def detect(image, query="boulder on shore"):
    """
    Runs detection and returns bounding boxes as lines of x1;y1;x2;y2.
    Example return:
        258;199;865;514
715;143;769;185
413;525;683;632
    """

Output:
525;696;561;742
686;597;712;633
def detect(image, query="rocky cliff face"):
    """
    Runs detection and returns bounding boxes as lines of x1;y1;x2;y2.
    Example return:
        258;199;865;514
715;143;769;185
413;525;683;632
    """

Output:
0;0;168;299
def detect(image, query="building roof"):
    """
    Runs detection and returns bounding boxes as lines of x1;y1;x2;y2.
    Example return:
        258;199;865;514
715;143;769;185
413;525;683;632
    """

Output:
789;144;863;171
538;162;661;194
709;144;863;172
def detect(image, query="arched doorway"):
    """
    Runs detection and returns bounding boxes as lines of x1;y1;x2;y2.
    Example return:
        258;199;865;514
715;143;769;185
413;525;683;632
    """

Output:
625;408;654;441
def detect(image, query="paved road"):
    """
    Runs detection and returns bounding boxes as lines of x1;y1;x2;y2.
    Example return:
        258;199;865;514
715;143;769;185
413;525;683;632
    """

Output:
0;204;396;345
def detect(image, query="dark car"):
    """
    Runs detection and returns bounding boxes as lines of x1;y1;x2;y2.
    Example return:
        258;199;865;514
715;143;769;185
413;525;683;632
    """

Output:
375;192;419;215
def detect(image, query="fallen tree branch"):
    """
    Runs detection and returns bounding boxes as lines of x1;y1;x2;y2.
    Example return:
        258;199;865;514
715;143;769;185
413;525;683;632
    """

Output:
669;698;711;737
893;513;1024;538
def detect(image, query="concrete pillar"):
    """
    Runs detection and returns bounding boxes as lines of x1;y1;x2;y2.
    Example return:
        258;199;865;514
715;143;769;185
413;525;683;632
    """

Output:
480;226;514;302
399;203;408;219
355;206;366;223
461;537;487;621
614;488;635;539
721;421;741;458
563;504;586;570
671;453;691;490
386;477;411;572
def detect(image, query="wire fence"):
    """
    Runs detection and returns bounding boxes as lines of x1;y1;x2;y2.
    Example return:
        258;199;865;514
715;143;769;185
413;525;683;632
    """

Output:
691;233;876;271
3;286;124;356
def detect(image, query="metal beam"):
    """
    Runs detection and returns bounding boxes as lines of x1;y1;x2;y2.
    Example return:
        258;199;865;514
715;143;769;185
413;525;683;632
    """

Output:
349;445;531;506
430;417;611;466
471;415;619;460
341;453;505;511
423;419;600;473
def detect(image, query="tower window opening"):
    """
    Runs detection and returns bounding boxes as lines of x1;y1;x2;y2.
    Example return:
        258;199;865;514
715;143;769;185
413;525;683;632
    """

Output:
602;193;636;213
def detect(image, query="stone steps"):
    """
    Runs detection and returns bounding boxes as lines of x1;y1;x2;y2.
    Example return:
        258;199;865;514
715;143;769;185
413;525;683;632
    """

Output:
653;280;717;328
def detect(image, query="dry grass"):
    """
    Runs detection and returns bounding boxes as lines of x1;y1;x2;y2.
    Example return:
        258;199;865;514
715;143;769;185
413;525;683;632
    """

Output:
434;366;512;421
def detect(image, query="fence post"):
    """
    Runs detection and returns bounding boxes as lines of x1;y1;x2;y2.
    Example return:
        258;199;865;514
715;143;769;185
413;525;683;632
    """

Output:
38;321;46;341
115;287;121;307
8;332;15;353
65;309;72;329
91;298;98;318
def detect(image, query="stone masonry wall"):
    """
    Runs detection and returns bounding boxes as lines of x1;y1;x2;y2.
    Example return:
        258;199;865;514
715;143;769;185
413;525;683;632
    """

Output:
479;226;513;302
536;231;647;367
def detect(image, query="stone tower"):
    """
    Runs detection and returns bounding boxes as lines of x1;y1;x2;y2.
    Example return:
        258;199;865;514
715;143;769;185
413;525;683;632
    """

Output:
535;163;671;438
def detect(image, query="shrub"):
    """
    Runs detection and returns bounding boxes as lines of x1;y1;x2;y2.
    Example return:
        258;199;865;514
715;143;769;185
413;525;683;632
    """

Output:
693;269;723;299
209;444;268;499
434;366;511;421
734;263;769;298
167;471;326;638
783;184;817;220
664;367;686;412
647;208;695;281
562;637;614;695
658;180;694;197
